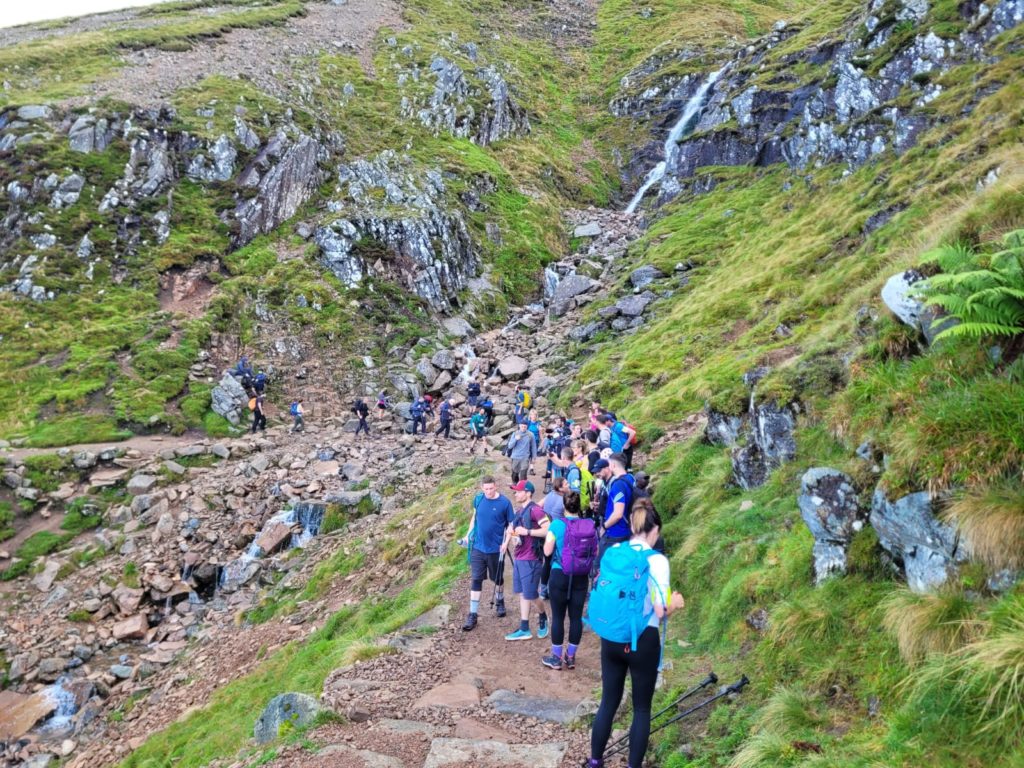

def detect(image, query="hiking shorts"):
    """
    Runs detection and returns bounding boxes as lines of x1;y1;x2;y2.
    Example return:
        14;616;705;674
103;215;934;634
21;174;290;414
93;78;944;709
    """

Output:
470;548;503;591
511;458;531;480
512;559;543;599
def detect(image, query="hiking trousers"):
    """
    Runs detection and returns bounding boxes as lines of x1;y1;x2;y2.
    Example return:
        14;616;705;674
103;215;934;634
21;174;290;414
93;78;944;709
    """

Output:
591;626;660;768
355;415;370;435
435;419;451;438
547;568;587;646
251;411;266;432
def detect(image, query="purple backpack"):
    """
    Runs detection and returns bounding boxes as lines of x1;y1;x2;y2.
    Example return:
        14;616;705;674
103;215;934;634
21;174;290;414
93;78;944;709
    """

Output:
561;517;599;576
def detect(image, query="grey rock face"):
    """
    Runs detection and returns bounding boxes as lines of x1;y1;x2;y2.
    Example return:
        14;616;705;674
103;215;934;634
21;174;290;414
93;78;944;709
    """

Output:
211;371;250;425
870;489;965;592
232;132;327;246
50;174;85;209
475;65;531;145
705;410;743;447
186;135;237;183
254;693;322;744
798;468;864;582
431;349;456;371
315;152;479;311
68;115;112;153
729;400;798;489
549;274;598;317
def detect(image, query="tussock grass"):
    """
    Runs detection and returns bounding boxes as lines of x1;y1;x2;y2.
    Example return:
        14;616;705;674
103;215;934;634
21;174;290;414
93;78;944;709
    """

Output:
943;478;1024;571
882;588;980;664
755;686;827;734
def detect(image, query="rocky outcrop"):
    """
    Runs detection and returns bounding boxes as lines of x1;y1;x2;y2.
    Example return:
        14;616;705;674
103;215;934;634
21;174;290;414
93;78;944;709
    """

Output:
798;468;865;582
616;0;1024;208
731;399;799;490
211;372;250;425
314;151;480;311
254;693;322;744
403;56;530;146
869;489;966;592
232;131;332;246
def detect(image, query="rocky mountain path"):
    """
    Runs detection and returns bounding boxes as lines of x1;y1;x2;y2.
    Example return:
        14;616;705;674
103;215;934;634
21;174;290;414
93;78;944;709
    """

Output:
2;208;654;768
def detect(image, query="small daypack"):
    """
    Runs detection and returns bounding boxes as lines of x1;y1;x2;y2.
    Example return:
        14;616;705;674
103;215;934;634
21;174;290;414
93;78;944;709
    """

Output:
518;390;532;409
560;517;598;576
248;397;257;411
289;402;299;416
517;503;546;560
586;542;663;650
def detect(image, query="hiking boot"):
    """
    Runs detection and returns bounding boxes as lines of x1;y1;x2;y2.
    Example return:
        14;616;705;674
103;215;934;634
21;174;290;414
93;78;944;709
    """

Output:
541;654;562;670
495;599;507;618
537;617;549;640
586;760;604;768
462;612;478;632
505;628;533;641
564;654;576;670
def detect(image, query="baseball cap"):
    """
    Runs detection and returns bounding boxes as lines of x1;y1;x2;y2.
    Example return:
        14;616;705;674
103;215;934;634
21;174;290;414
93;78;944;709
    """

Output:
509;480;535;493
593;459;609;470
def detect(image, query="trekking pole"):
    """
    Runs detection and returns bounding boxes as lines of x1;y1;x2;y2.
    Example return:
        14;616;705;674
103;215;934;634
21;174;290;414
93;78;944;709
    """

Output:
597;672;718;761
601;676;749;762
489;551;507;609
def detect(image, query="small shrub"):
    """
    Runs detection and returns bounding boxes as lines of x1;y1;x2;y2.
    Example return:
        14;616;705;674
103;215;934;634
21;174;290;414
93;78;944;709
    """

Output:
67;609;93;622
123;561;140;588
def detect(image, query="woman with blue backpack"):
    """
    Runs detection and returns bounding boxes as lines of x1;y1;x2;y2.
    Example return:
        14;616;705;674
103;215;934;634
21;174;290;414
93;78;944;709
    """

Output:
540;491;598;671
586;498;684;768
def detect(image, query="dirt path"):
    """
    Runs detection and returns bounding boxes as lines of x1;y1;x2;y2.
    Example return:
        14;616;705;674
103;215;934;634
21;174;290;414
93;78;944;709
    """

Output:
63;0;405;109
3;431;203;463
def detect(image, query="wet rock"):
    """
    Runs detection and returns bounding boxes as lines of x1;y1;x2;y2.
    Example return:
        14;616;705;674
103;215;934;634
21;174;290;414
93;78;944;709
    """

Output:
0;690;57;741
705;410;743;447
549;274;598;317
254;692;322;744
798;468;864;582
870;489;965;592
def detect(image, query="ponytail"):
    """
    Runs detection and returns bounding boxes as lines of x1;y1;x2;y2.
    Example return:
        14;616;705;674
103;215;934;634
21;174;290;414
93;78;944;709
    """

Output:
564;491;581;516
630;497;661;537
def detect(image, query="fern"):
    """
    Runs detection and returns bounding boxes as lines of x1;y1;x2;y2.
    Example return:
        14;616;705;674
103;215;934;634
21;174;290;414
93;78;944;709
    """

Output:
920;230;1024;342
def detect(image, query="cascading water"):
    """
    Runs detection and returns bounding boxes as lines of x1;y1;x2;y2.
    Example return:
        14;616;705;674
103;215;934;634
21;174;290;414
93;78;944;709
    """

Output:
625;68;724;214
218;503;327;589
39;677;82;735
454;345;478;385
543;266;561;300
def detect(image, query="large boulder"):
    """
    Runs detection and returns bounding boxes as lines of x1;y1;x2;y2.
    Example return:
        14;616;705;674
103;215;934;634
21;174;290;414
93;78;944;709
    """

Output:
431;349;457;371
798;468;864;583
881;269;927;330
211;372;249;426
615;291;656;318
254;693;322;744
869;489;965;593
705;409;743;447
630;265;665;289
496;355;529;380
549;274;597;317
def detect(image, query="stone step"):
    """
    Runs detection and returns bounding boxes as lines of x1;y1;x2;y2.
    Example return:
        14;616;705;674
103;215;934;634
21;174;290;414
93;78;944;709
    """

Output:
422;737;567;768
317;743;404;767
485;688;589;724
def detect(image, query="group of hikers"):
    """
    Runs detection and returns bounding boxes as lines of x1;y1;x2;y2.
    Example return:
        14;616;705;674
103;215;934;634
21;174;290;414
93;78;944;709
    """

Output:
460;397;681;768
230;353;680;765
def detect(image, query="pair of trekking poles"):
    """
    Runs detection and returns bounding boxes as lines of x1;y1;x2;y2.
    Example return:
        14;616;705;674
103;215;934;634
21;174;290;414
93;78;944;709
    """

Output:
589;671;750;765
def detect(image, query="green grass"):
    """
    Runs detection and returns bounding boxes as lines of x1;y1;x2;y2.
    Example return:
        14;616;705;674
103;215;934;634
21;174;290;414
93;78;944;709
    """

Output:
0;502;14;543
0;530;75;580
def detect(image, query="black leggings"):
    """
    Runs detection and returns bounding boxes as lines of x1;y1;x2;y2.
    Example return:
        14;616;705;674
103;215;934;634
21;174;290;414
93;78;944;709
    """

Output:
591;626;660;768
548;568;587;646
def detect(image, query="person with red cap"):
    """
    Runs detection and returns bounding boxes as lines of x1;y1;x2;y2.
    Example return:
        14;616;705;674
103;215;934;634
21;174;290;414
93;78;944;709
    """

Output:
503;479;550;641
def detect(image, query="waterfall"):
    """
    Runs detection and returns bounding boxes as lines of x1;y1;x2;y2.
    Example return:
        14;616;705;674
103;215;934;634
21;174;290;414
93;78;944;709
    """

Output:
625;68;724;214
219;503;326;589
39;677;81;734
454;345;478;385
543;266;561;300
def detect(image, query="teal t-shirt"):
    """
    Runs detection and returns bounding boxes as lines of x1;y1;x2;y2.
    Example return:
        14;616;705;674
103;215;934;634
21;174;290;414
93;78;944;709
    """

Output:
547;516;582;571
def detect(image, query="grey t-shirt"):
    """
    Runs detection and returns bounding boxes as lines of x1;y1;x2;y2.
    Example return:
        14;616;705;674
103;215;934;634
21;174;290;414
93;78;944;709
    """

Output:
542;491;565;521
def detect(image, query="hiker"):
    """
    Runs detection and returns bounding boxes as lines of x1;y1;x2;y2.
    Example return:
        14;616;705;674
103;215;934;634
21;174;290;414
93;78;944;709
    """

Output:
599;453;634;563
235;356;254;379
353;398;370;436
595;414;613;452
505;421;537;483
539;476;567;599
240;370;256;398
468;406;488;454
633;471;666;554
289;398;305;433
435;397;453;439
514;385;532;425
589;402;603;433
410;396;429;435
541;491;597;670
376;390;391;420
251;394;267;433
598;414;637;469
467;380;482;408
480;397;496;429
585;430;602;473
253;369;268;395
462;476;515;631
503;480;549;641
587;500;683;768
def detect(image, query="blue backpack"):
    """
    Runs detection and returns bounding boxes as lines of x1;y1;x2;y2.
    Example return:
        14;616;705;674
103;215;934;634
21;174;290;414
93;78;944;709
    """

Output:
586;542;664;650
289;402;300;416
